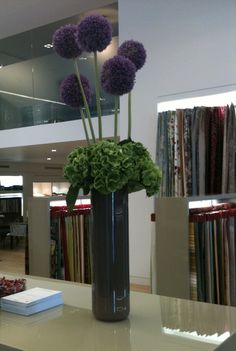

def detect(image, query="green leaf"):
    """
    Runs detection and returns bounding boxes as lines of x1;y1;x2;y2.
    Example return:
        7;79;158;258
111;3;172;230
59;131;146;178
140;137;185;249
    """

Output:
66;184;79;213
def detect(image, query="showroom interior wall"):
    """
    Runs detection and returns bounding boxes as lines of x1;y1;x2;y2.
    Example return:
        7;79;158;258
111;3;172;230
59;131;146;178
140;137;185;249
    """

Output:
119;0;236;285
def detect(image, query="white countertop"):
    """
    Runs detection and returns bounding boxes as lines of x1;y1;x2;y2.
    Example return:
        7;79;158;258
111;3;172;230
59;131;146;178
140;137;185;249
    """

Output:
0;273;236;351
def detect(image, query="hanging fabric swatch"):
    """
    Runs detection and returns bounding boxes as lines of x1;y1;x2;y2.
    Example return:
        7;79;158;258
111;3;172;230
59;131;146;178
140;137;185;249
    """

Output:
50;204;91;284
156;104;236;196
189;203;236;306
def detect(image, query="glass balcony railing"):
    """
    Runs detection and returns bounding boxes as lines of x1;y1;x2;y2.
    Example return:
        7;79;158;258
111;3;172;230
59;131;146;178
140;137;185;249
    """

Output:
0;4;118;130
0;89;116;129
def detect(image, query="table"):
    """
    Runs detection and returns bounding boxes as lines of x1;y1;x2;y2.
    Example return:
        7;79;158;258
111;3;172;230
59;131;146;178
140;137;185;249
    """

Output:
0;273;236;351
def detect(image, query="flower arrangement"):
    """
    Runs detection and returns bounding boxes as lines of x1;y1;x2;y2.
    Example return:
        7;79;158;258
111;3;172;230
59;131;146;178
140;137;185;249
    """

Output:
0;277;26;298
53;15;161;210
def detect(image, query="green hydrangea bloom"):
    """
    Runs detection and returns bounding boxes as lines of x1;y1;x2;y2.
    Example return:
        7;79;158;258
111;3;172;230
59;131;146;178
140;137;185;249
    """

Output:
90;140;128;194
141;160;162;196
64;146;90;190
64;140;161;199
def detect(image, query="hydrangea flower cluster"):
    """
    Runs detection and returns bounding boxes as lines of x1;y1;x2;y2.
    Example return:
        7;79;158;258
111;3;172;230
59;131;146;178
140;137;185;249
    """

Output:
64;140;161;197
52;14;161;208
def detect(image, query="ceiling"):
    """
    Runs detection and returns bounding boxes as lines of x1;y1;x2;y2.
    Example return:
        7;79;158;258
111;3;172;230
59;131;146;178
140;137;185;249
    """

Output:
0;140;87;165
0;0;118;166
0;0;116;40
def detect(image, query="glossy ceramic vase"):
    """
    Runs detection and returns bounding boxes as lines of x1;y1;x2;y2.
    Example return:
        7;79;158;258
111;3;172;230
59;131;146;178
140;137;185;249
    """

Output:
91;188;130;321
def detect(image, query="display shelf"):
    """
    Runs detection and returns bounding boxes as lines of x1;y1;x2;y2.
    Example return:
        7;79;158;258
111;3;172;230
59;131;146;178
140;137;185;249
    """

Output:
28;196;91;280
33;181;69;197
188;193;236;202
154;92;236;303
0;190;23;195
153;194;236;301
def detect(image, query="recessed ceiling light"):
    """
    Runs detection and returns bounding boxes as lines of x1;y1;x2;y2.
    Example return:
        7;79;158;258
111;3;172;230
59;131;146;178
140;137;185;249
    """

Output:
47;157;52;161
51;149;57;152
44;43;53;49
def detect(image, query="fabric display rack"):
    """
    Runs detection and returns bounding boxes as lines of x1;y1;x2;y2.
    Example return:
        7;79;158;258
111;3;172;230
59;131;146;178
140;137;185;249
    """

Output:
50;204;92;284
154;97;236;306
156;103;236;196
189;202;236;306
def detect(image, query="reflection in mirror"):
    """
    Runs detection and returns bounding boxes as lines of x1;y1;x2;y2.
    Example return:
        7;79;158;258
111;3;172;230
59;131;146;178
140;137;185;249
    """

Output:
160;296;236;346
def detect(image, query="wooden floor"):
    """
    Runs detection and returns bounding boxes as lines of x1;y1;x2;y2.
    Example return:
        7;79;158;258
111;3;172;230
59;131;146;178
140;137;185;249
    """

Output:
0;240;150;293
130;283;150;293
0;239;25;275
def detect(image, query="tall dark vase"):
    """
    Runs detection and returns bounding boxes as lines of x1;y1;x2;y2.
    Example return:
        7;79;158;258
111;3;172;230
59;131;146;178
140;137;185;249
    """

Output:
91;188;130;321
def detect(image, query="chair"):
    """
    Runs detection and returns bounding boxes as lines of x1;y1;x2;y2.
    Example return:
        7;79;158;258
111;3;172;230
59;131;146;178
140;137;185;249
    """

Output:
7;223;27;249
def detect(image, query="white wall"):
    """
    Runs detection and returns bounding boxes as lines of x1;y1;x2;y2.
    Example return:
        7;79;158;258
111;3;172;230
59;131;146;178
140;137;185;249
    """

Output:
119;0;236;285
0;115;114;148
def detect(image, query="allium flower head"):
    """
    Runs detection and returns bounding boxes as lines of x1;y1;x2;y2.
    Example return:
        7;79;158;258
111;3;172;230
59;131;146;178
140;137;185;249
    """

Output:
118;40;146;71
52;24;82;59
76;15;112;52
60;74;91;108
101;55;136;96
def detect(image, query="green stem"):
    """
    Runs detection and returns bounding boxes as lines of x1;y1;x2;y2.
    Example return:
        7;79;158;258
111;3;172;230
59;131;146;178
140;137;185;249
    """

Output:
74;59;96;143
128;92;132;139
114;96;118;143
80;108;90;145
94;51;102;140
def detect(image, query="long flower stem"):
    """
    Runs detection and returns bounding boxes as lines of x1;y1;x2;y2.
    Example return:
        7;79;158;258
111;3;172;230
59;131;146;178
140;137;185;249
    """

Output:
114;96;118;143
80;108;90;145
128;92;132;139
94;51;102;140
74;59;96;143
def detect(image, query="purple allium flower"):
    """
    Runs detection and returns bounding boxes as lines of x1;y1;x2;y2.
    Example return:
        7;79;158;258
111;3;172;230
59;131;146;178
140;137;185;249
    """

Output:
101;55;136;96
52;24;82;59
76;15;112;52
60;74;92;108
118;40;146;71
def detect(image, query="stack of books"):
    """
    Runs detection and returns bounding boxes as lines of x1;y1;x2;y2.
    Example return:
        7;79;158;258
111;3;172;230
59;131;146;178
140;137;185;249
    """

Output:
1;287;63;315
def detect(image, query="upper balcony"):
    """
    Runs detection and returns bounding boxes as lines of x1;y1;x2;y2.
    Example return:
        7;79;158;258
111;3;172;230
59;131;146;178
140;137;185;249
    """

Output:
0;4;118;131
